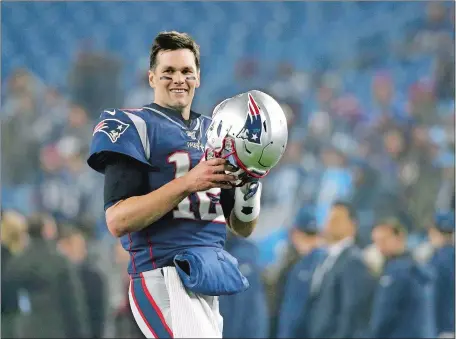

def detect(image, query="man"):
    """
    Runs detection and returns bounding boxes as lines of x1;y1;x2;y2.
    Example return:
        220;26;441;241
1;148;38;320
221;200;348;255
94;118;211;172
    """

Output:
276;209;325;338
3;214;89;338
369;218;436;338
428;212;455;337
307;201;375;338
219;231;269;338
1;210;28;338
87;31;288;338
58;225;107;338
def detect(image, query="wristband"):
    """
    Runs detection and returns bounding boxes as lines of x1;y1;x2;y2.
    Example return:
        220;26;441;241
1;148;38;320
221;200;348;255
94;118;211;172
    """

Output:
234;182;262;222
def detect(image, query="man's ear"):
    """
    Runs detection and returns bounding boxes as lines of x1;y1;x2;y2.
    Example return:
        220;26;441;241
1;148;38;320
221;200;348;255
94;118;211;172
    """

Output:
148;70;155;89
195;69;201;89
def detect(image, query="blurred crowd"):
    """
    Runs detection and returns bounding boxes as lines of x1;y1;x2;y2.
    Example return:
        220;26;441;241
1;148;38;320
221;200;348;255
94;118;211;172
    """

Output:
1;1;455;338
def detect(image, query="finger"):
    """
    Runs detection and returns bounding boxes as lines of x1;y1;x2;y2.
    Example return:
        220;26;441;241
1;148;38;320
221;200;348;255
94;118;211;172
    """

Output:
205;158;227;166
211;174;237;182
212;164;232;174
225;162;239;172
224;163;238;172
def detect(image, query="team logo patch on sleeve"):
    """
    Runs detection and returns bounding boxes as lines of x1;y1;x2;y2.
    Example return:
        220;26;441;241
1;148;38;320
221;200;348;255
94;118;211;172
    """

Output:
93;119;130;143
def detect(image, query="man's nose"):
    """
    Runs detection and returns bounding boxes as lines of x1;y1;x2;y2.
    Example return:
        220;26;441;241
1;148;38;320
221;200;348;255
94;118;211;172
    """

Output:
172;72;185;84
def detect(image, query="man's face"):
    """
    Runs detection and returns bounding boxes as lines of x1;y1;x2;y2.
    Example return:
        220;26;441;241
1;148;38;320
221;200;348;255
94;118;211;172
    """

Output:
59;233;87;264
372;225;403;257
290;229;319;255
149;49;200;111
324;206;353;242
372;78;393;105
383;130;404;157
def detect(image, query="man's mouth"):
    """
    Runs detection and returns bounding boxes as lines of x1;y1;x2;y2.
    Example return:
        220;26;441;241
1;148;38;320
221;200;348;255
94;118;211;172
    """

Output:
170;89;188;93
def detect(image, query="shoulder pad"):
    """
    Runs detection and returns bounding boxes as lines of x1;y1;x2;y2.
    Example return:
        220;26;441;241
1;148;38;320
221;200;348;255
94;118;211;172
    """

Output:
87;109;151;173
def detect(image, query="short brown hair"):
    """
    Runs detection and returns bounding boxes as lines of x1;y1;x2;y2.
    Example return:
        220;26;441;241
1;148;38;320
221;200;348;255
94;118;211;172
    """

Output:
376;217;407;236
149;31;200;70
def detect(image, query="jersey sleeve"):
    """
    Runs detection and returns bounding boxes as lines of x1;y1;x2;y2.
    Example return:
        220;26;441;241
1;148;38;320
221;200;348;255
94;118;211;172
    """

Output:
87;109;152;173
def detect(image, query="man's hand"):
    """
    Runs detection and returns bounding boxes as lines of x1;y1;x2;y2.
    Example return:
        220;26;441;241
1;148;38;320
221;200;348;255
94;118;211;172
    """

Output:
182;158;237;193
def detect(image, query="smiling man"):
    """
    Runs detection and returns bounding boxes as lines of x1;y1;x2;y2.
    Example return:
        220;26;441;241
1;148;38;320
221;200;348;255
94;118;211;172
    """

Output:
87;31;288;338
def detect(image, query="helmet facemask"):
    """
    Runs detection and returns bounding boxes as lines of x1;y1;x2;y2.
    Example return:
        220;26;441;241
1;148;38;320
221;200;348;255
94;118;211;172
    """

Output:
205;136;268;187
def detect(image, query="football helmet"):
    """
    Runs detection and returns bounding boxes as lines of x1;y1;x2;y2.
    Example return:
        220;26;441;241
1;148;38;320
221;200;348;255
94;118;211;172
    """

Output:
205;90;288;186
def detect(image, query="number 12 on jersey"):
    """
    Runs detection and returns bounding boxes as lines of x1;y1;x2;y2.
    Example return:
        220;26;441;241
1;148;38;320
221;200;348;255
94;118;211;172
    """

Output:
168;152;225;223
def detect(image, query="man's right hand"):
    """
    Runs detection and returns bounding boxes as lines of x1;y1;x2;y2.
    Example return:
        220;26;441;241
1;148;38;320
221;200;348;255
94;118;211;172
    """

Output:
183;158;237;192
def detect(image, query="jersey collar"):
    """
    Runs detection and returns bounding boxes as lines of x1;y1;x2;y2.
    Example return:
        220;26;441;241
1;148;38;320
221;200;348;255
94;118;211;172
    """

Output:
146;103;201;129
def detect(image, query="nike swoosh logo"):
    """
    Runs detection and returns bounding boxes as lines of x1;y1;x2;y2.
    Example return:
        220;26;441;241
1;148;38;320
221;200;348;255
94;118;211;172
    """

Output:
105;110;116;115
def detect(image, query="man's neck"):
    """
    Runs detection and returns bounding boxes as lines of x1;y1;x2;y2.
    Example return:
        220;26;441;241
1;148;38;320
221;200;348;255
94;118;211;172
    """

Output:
328;235;353;246
153;100;191;121
326;236;354;257
388;247;407;259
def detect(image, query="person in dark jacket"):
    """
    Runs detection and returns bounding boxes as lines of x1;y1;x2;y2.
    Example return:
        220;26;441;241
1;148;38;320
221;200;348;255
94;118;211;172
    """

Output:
370;217;436;338
58;225;107;338
3;214;90;338
307;201;375;338
428;211;455;337
1;210;28;338
277;210;326;338
219;232;269;338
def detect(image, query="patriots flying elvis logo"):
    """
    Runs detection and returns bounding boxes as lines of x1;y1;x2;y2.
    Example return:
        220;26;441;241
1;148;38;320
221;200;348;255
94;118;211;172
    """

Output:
93;119;130;143
236;93;262;144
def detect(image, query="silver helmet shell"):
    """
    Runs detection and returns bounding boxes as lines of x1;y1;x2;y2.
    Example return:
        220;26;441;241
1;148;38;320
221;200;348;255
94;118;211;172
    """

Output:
206;90;288;179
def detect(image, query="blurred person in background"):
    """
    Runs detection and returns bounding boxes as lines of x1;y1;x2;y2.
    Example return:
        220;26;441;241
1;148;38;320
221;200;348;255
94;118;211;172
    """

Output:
1;68;42;120
369;72;409;130
69;41;124;117
412;2;454;55
262;141;304;207
58;225;107;338
113;240;144;338
363;243;385;279
374;127;405;194
369;128;410;221
276;209;325;339
125;71;154;108
36;88;70;140
307;201;375;338
36;138;100;235
435;152;455;213
58;136;103;233
427;212;455;337
369;218;436;338
349;158;381;248
400;124;442;232
3;214;90;338
1;210;28;338
219;230;269;339
315;146;353;228
407;81;438;126
61;104;93;145
303;111;333;155
433;32;455;101
2;71;43;215
268;62;308;109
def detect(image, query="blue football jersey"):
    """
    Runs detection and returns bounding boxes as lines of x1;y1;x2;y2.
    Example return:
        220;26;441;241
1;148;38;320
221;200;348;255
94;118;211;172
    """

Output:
87;103;227;274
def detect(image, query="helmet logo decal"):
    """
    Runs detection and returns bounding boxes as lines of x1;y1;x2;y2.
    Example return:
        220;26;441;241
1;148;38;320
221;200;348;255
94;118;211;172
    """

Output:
236;93;262;145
